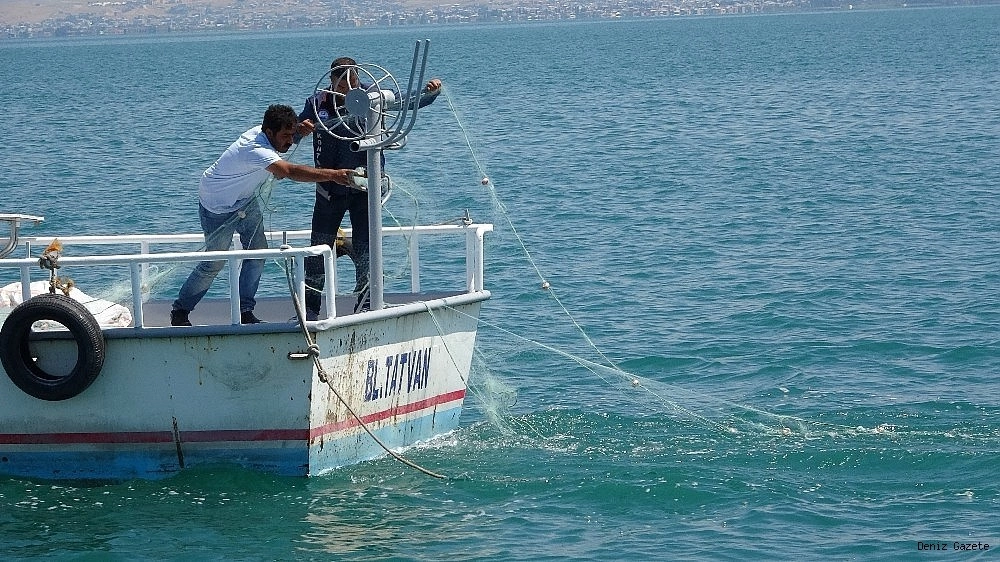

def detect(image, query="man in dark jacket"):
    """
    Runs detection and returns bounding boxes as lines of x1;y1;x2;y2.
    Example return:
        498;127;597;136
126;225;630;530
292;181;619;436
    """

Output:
298;56;442;318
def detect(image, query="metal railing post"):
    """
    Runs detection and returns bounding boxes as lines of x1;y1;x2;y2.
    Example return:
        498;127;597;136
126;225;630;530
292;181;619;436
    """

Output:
409;233;420;293
130;262;145;328
229;258;241;324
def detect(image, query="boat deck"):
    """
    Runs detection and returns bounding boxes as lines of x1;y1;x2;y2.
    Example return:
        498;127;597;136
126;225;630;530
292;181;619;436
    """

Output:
138;292;464;328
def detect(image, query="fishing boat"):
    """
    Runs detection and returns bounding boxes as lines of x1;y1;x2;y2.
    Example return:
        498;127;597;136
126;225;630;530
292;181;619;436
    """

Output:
0;41;492;480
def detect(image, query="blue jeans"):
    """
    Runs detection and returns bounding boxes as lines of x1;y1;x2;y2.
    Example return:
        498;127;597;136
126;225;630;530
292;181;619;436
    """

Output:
173;199;267;313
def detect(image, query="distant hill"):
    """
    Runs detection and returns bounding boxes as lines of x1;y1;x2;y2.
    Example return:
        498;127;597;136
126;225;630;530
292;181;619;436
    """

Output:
1;0;472;26
6;0;998;34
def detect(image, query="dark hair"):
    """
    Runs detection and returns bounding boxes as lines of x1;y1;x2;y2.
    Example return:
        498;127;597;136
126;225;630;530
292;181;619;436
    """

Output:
262;104;297;133
330;56;357;79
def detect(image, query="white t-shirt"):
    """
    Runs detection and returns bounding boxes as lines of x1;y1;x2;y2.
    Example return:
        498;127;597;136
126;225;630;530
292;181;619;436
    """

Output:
199;126;283;213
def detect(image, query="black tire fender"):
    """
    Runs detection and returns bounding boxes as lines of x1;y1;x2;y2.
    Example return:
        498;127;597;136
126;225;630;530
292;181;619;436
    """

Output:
1;292;106;401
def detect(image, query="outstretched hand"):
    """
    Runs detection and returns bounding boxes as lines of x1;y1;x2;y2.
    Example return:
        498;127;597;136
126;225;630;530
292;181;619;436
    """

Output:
333;168;355;186
297;119;316;136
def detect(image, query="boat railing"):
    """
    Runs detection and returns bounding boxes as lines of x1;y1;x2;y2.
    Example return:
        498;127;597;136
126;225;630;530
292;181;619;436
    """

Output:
0;223;492;328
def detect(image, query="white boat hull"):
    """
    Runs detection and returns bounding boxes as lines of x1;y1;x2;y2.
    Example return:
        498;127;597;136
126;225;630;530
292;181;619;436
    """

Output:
0;297;484;480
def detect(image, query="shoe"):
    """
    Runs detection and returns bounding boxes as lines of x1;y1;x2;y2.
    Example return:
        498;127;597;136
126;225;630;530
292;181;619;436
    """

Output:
240;311;264;324
170;309;192;327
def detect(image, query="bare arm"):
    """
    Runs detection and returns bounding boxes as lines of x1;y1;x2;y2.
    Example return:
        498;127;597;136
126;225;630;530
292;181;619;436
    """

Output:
267;160;353;184
292;119;315;144
410;78;442;109
297;119;316;137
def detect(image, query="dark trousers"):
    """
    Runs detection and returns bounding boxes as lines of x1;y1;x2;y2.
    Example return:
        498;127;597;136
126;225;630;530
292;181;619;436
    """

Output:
305;189;369;314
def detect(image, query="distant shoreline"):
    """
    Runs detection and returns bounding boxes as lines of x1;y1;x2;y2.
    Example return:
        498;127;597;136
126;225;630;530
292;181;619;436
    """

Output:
4;0;998;41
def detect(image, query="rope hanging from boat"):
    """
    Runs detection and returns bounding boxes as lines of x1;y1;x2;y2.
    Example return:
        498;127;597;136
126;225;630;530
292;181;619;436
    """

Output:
281;260;447;480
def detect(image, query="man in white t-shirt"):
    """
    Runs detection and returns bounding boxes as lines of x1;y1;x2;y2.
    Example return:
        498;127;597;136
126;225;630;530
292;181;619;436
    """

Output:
171;104;355;326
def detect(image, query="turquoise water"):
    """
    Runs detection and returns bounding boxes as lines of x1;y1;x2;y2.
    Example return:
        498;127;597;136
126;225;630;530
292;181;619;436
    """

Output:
2;7;1000;560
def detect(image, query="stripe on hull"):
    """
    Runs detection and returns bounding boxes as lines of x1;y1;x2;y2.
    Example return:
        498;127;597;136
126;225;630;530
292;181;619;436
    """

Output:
310;389;466;437
0;391;465;480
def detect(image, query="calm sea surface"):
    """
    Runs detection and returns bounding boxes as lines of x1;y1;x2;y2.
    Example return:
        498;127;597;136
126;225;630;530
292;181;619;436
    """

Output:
2;6;1000;560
